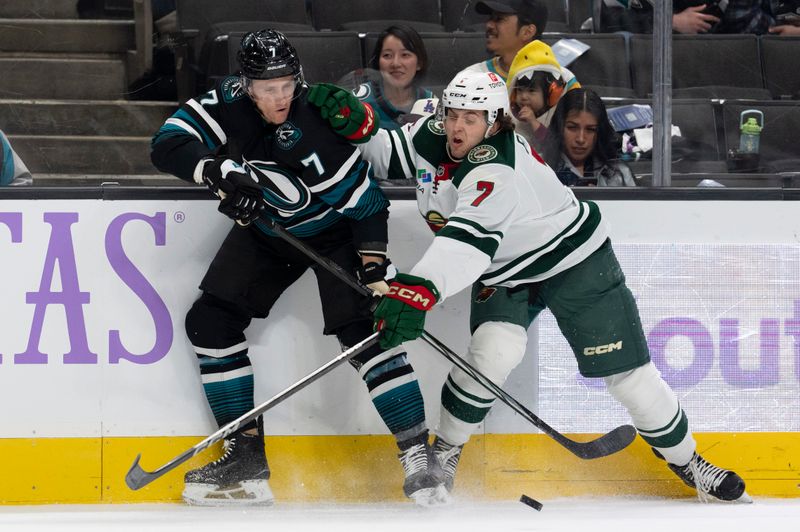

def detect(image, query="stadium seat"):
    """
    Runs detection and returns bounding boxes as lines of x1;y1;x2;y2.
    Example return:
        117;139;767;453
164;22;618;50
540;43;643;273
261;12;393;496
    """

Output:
567;0;593;32
310;0;441;31
364;32;487;87
542;33;632;92
760;35;800;99
175;0;309;44
172;0;311;101
441;0;568;32
672;86;774;100
338;20;446;33
721;100;800;164
630;34;764;99
605;98;722;162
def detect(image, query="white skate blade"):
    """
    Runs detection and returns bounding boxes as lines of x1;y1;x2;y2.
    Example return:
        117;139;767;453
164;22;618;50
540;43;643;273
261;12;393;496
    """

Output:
182;479;274;506
409;485;452;508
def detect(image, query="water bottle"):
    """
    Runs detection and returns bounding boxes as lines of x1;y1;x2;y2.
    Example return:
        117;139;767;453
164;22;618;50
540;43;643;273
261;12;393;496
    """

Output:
738;111;763;154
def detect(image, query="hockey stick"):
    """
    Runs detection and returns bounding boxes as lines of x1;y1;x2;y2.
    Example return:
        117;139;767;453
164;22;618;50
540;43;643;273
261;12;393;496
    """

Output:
258;217;637;460
125;332;380;490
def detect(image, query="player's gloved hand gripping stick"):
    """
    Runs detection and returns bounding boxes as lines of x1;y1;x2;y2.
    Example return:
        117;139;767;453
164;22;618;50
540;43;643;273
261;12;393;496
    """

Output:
196;157;264;224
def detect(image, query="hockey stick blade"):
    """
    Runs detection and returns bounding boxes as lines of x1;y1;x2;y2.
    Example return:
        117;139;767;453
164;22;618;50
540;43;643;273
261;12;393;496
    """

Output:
556;424;638;460
421;331;637;460
124;332;380;490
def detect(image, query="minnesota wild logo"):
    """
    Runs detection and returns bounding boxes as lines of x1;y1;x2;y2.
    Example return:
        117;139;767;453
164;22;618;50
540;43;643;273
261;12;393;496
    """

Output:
468;145;498;164
427;119;445;135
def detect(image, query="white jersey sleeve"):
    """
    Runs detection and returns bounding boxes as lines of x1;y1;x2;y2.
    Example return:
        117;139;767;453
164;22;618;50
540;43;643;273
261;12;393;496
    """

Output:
411;163;517;301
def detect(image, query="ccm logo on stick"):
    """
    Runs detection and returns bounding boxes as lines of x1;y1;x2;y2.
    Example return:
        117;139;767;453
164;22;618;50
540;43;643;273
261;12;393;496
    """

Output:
584;341;623;356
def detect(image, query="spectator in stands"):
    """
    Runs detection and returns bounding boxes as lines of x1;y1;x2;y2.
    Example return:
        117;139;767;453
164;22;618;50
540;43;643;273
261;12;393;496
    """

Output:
506;40;581;156
602;0;797;35
0;130;32;186
769;17;800;35
348;25;436;130
463;0;549;82
546;88;636;187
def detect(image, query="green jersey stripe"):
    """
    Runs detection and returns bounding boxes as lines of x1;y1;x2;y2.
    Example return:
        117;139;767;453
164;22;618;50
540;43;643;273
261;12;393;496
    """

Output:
449;216;504;240
479;201;601;284
437;225;501;257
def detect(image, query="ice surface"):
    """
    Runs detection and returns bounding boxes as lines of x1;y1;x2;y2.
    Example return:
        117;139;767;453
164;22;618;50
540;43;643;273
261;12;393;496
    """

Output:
1;497;798;532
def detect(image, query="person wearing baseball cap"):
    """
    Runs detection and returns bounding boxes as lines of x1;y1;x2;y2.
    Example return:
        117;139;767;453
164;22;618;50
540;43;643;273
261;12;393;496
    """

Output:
463;0;549;81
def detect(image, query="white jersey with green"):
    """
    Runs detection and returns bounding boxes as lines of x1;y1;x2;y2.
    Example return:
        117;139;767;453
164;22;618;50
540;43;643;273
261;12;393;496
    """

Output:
358;116;609;302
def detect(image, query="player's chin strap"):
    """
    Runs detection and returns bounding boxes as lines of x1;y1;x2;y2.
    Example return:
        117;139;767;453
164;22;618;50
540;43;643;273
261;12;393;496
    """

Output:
257;215;638;461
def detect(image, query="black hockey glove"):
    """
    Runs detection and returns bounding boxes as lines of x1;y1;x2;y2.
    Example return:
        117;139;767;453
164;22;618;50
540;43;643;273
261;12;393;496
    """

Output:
199;158;264;224
356;258;393;297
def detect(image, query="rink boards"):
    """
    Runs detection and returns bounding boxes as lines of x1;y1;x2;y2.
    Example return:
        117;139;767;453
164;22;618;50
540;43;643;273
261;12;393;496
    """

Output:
0;196;798;503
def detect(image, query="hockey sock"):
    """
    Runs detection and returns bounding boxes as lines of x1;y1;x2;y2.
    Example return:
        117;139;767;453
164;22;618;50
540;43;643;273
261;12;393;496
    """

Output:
605;362;696;465
357;347;428;448
197;349;256;430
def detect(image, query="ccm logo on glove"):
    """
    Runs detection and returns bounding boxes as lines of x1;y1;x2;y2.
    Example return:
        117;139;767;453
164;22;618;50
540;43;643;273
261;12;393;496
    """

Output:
385;284;436;310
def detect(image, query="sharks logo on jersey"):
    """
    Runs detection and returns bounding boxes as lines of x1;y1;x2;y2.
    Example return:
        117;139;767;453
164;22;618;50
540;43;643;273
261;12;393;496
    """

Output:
221;77;246;103
243;159;311;215
275;122;302;150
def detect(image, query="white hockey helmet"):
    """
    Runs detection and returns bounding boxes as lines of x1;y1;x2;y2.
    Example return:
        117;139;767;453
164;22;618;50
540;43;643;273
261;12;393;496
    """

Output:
440;70;511;138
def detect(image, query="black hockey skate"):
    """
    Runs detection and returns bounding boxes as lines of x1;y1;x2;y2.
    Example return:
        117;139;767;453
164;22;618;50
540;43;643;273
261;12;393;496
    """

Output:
398;441;447;507
182;431;273;506
654;448;751;503
432;436;464;493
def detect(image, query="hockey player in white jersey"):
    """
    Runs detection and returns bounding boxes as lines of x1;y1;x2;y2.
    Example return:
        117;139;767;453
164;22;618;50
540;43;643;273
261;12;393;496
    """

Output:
312;69;750;504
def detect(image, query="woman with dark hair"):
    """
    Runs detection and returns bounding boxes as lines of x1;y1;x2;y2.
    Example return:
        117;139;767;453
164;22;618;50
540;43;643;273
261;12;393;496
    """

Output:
547;88;636;187
346;25;435;130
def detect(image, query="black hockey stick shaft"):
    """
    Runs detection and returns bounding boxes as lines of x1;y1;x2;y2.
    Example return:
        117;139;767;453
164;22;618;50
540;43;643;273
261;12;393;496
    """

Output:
125;332;380;490
261;217;637;459
419;332;637;459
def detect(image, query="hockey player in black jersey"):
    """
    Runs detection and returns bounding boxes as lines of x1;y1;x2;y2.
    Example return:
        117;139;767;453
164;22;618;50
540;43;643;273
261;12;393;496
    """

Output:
151;29;442;506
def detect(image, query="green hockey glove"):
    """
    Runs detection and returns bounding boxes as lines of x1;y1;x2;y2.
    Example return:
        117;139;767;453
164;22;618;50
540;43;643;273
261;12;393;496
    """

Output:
307;82;380;143
373;273;439;350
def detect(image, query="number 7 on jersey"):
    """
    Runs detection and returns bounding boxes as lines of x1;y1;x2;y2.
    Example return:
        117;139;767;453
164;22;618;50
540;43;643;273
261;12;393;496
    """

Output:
471;181;494;207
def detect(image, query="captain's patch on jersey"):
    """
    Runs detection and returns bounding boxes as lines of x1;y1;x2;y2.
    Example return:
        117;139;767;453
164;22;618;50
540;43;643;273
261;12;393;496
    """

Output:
468;145;498;164
475;286;498;303
427;119;446;135
275;122;302;150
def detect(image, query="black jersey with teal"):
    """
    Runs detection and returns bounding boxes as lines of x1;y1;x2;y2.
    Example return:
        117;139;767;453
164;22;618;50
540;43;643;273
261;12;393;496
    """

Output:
151;76;389;249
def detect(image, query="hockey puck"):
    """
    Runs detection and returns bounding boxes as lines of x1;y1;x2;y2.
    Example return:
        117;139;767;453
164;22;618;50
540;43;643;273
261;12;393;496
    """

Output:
519;494;543;511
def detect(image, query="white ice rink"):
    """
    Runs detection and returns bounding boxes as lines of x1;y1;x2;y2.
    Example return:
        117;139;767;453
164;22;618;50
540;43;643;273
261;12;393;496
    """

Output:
2;497;799;532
